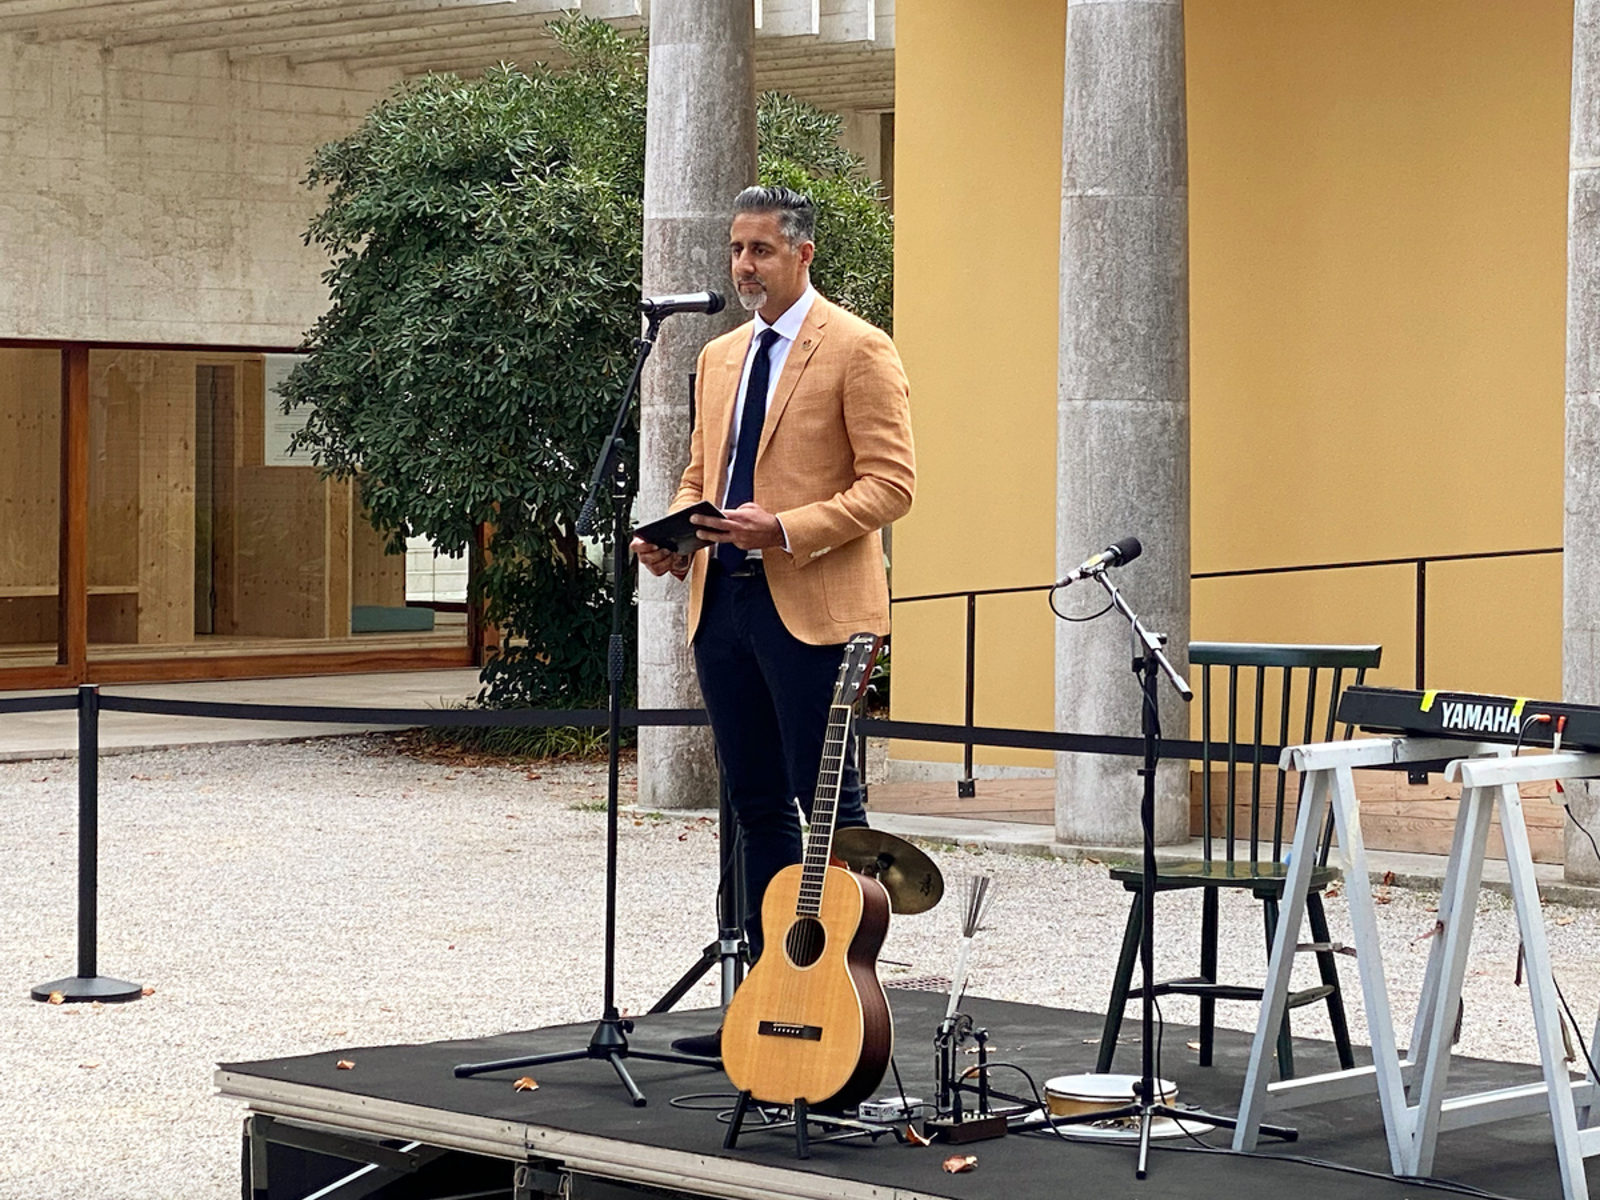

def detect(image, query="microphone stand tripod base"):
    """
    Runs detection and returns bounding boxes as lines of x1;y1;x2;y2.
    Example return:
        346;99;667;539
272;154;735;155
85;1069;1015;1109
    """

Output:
452;1016;716;1108
1040;1101;1295;1176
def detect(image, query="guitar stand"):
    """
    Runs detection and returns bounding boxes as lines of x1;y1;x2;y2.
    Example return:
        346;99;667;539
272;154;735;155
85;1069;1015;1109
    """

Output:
723;1092;902;1159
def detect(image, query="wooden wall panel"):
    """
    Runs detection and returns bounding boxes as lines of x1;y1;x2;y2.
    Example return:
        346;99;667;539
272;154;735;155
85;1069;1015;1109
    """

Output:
230;361;330;638
351;499;406;609
0;349;61;594
0;596;55;644
326;478;351;638
133;353;196;644
87;354;139;594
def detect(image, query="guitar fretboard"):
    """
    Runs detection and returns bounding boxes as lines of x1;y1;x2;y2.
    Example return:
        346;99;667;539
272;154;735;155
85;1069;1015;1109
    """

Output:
796;703;854;918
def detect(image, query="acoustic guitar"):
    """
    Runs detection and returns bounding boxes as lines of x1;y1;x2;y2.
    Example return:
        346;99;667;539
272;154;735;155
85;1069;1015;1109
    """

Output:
721;633;893;1110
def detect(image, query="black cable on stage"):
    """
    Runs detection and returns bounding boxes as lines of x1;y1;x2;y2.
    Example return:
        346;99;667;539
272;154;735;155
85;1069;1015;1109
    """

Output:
1151;1141;1524;1200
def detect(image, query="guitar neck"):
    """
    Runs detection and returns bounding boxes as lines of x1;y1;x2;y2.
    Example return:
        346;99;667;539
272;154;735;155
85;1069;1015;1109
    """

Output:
796;702;854;918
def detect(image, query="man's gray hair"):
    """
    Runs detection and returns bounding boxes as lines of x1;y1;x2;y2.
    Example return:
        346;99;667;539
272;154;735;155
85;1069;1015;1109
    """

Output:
732;185;816;247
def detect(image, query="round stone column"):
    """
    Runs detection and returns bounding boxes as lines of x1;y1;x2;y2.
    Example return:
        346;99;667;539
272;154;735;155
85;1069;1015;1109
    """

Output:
636;0;756;811
1055;0;1191;847
1565;0;1600;881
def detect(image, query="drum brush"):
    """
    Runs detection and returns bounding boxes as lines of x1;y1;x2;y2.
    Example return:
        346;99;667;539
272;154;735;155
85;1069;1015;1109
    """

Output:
945;875;995;1020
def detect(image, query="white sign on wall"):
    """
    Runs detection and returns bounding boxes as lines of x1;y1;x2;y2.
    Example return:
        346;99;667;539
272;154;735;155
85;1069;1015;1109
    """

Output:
263;353;311;467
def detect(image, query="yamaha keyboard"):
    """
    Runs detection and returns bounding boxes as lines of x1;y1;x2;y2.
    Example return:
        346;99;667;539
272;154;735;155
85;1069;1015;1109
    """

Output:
1337;685;1600;754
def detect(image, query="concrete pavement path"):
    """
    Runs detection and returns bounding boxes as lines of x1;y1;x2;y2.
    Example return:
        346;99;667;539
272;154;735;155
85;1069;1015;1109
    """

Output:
0;669;484;761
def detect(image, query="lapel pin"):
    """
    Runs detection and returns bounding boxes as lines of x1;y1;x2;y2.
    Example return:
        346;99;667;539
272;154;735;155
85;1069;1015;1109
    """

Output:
802;338;813;350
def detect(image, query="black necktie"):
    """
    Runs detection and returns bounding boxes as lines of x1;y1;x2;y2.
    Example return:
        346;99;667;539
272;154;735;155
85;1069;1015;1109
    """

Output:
718;328;782;572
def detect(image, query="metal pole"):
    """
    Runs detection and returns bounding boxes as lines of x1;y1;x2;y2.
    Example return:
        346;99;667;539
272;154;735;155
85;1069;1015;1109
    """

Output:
959;593;976;798
31;684;141;1002
1415;559;1428;690
77;682;99;979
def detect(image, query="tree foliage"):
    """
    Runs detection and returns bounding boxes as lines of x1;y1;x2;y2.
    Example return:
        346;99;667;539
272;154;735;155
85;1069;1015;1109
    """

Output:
284;19;893;707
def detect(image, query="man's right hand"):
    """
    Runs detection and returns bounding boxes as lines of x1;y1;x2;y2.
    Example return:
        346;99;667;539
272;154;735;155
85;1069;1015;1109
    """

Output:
631;537;691;580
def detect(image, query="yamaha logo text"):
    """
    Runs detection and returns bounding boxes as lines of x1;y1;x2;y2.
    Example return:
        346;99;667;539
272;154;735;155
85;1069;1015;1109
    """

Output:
1437;699;1519;735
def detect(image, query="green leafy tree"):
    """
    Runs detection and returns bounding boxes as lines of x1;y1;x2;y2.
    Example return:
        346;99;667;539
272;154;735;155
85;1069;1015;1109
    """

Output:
285;19;893;708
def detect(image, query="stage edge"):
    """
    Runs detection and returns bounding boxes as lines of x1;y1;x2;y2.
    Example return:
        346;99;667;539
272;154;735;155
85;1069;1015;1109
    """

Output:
215;1070;947;1200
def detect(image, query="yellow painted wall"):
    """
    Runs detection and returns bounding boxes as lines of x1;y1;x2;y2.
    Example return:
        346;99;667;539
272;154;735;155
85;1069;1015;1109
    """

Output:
892;0;1571;765
1187;0;1570;701
891;0;1067;767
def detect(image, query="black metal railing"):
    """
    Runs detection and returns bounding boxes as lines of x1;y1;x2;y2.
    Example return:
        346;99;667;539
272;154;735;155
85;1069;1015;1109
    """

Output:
889;545;1564;789
8;686;1271;1002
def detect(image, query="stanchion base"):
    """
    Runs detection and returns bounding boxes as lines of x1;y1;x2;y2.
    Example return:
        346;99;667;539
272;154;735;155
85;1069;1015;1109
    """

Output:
31;975;143;1003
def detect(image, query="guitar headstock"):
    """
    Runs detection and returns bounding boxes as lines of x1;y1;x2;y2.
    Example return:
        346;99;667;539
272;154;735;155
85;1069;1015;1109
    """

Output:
831;632;883;708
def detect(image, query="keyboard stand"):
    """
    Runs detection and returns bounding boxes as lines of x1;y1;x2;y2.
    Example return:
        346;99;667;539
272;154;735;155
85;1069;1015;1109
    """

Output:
1235;737;1600;1200
1233;735;1491;1166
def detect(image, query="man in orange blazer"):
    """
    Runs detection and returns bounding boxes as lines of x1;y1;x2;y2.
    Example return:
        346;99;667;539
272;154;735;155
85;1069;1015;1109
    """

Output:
633;186;913;1052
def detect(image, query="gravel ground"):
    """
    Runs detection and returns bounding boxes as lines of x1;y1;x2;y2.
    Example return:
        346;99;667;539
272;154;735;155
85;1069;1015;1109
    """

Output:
2;736;1597;1198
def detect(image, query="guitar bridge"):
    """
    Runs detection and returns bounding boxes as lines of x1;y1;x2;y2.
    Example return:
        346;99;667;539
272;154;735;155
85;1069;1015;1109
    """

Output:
758;1020;823;1041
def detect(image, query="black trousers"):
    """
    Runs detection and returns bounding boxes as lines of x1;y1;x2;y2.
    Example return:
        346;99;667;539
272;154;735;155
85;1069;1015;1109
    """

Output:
692;563;866;958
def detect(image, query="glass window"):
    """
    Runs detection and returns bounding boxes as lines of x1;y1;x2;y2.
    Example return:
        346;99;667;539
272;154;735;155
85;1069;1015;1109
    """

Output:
84;349;468;660
0;348;63;669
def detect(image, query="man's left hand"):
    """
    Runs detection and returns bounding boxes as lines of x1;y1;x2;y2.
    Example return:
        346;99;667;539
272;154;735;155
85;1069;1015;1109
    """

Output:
691;503;785;551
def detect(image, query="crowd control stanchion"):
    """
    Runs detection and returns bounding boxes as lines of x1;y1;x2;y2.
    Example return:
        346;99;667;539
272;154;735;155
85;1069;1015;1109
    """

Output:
32;684;142;1003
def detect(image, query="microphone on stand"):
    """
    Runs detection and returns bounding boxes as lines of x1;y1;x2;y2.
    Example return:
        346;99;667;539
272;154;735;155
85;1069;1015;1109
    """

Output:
1055;536;1142;587
639;291;726;317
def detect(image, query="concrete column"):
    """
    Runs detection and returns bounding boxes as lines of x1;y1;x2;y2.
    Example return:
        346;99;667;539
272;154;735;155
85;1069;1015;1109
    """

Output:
1565;1;1600;882
1054;0;1190;848
637;0;756;810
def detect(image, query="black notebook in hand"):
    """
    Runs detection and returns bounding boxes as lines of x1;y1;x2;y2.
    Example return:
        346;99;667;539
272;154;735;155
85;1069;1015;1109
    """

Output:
631;501;723;557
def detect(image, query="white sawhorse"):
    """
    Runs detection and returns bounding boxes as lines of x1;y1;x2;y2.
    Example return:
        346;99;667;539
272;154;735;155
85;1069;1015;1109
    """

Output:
1234;737;1600;1200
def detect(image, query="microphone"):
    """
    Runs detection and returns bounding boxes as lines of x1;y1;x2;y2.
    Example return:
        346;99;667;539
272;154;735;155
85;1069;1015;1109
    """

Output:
639;291;726;317
1055;536;1142;586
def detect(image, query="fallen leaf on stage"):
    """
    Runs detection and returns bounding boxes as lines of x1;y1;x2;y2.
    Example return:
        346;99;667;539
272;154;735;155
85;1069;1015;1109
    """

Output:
48;992;64;1005
79;1061;100;1069
1186;1041;1202;1051
906;1124;932;1146
141;986;156;996
336;1060;355;1070
514;1077;539;1092
942;1155;977;1173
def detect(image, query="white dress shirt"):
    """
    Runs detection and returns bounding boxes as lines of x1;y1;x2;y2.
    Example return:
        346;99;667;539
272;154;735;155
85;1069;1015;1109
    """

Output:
721;285;816;556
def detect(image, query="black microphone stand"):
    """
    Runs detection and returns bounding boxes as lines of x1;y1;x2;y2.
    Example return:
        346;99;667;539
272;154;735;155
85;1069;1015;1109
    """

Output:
1047;563;1295;1174
452;312;713;1106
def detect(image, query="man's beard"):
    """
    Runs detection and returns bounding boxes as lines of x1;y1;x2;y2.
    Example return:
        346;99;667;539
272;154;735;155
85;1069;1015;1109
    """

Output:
736;281;766;312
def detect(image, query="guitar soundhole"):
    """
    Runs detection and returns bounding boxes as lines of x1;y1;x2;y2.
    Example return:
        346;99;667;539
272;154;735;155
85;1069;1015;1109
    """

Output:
784;917;827;968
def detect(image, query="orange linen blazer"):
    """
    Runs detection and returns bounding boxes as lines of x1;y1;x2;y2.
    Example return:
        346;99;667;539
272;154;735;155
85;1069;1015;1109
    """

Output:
674;295;915;646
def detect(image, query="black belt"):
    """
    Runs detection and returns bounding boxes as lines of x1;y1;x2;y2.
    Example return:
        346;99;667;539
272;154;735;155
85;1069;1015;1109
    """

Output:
716;557;765;579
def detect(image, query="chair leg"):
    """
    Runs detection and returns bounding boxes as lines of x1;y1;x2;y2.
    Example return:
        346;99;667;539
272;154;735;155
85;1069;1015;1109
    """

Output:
1098;889;1143;1074
1306;891;1356;1071
1263;896;1295;1079
1199;888;1219;1068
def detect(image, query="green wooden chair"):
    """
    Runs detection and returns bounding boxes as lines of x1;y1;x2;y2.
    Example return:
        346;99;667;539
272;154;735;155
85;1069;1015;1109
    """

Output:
1095;641;1382;1080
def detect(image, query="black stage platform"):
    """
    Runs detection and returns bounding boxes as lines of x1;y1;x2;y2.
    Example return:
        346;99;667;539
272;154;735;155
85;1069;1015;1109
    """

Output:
218;989;1573;1200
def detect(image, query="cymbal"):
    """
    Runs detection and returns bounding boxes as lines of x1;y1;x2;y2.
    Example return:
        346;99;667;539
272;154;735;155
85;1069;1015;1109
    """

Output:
832;827;945;915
